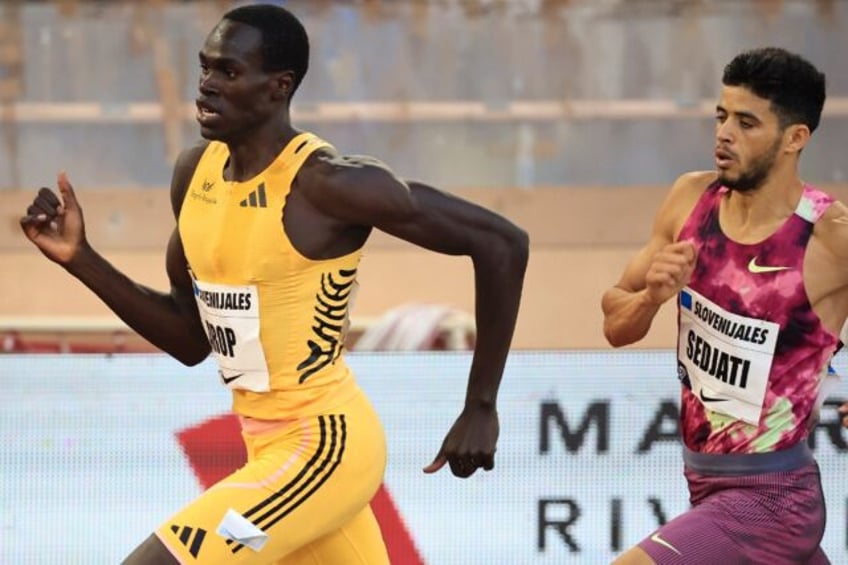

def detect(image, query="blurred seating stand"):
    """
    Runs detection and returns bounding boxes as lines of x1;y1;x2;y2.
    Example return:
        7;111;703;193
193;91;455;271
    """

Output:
1;0;847;189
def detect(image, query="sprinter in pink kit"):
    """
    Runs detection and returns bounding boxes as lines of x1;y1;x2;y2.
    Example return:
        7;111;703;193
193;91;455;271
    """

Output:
602;47;848;564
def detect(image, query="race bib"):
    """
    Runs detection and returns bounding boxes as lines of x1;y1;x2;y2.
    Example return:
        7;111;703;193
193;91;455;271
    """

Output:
192;277;270;392
677;287;779;425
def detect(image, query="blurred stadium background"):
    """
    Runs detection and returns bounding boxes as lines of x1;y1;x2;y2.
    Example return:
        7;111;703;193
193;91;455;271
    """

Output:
1;1;848;563
3;0;848;353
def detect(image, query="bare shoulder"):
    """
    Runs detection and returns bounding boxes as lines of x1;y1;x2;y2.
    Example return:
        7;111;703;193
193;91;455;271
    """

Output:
814;199;848;261
298;148;395;185
294;148;412;224
668;170;716;205
655;170;716;238
170;140;210;217
296;148;407;201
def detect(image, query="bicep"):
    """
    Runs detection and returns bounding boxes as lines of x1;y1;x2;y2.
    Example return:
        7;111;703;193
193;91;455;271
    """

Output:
166;144;207;315
165;229;198;312
317;162;522;255
170;143;208;218
615;237;665;292
613;183;687;292
382;182;523;255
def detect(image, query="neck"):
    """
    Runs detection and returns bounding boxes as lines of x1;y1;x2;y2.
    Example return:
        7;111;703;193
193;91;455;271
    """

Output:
224;114;299;182
722;170;803;239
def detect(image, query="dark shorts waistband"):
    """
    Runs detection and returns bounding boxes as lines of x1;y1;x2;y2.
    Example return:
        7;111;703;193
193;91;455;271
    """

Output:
683;441;814;475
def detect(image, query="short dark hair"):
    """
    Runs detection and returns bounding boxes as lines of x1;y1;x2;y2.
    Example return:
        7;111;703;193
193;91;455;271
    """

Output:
722;47;826;133
223;4;309;96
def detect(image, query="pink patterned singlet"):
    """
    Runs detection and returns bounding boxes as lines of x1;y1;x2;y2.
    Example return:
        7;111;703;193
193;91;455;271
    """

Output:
676;182;839;454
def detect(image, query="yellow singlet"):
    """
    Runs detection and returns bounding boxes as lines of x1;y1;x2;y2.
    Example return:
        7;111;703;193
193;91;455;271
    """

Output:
162;133;389;564
179;133;361;419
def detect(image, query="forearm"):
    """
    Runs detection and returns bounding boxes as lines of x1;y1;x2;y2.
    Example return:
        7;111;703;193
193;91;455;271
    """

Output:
65;245;209;364
464;229;529;409
601;286;662;347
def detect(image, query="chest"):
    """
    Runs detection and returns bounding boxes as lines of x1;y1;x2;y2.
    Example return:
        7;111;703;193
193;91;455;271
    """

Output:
180;180;294;282
685;211;812;328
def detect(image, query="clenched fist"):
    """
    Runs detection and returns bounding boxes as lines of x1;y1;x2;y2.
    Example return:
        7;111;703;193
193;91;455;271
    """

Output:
644;241;698;306
19;172;88;267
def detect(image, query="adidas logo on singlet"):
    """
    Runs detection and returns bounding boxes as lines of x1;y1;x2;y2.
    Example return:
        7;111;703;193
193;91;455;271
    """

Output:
239;183;267;208
170;524;207;558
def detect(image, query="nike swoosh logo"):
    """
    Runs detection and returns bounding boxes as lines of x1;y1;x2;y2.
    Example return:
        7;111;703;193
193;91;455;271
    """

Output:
699;389;727;403
220;371;244;385
748;257;791;274
650;533;681;555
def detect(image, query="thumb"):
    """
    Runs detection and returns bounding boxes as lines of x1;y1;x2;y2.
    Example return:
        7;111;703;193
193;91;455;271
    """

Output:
422;452;447;474
57;171;80;212
682;239;699;263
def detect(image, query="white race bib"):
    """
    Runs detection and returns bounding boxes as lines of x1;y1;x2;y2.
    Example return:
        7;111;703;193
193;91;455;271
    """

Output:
192;277;270;392
677;287;779;425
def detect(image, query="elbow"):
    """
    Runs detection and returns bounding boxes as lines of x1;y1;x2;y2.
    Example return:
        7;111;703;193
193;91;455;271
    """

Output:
601;292;626;348
602;317;644;348
469;220;529;278
600;288;650;348
502;224;530;274
178;352;209;367
515;226;530;267
173;340;211;367
603;324;627;348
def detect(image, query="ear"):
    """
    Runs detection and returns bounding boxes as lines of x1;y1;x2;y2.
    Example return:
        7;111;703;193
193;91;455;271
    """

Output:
270;71;296;102
783;124;811;154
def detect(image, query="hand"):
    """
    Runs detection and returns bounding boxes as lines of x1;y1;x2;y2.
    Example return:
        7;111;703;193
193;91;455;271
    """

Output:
19;172;88;266
645;241;697;305
837;402;848;428
423;404;499;478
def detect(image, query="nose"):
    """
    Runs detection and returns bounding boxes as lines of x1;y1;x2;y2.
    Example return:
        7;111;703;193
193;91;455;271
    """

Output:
715;120;733;143
198;73;218;96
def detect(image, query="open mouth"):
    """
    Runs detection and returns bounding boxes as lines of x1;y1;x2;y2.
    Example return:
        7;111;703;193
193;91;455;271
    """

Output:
196;100;222;125
715;148;735;168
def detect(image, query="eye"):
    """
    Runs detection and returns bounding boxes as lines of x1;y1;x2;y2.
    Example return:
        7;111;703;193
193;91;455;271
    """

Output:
225;69;237;80
740;121;753;129
199;64;209;75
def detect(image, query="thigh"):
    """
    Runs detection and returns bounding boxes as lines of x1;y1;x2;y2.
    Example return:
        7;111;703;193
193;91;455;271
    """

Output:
276;506;389;565
636;503;747;565
637;464;826;565
155;392;387;564
805;546;831;565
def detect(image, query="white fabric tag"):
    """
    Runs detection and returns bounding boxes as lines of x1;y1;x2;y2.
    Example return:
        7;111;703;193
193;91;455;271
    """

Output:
216;508;269;553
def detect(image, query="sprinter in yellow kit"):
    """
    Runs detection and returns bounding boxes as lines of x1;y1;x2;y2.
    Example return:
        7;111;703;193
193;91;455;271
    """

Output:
20;4;529;564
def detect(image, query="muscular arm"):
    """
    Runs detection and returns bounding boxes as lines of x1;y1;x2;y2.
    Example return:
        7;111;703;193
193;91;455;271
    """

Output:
299;154;528;476
805;201;848;334
601;245;668;347
601;172;707;347
21;145;211;365
66;231;209;365
391;180;529;407
305;156;529;407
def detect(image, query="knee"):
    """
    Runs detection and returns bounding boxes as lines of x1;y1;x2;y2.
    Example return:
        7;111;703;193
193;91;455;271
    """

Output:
121;534;180;565
611;546;657;565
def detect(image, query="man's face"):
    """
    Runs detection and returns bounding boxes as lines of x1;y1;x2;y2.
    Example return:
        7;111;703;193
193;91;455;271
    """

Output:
195;20;281;142
714;85;784;193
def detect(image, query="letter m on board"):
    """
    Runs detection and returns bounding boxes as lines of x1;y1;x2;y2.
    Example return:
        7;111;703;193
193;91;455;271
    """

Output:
539;401;609;454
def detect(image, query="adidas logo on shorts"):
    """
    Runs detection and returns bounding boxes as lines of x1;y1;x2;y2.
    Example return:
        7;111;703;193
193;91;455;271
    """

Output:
170;524;207;558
